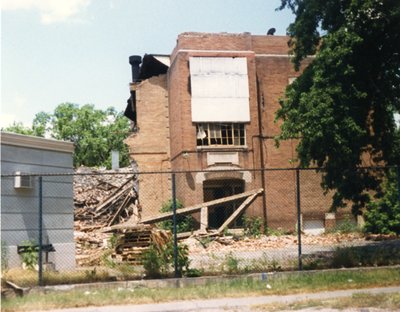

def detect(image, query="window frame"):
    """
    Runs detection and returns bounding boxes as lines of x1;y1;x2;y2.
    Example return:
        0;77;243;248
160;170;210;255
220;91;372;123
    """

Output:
196;123;246;147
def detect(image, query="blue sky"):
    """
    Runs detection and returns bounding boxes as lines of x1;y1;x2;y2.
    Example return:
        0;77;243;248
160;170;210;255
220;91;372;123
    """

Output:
1;0;294;128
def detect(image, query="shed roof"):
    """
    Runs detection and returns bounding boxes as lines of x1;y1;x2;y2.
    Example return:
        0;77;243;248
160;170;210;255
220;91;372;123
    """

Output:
1;132;74;153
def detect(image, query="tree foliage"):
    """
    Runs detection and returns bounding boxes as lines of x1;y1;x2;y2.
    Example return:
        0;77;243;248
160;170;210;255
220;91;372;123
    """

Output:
2;103;131;168
277;0;400;212
364;169;400;235
3;122;35;136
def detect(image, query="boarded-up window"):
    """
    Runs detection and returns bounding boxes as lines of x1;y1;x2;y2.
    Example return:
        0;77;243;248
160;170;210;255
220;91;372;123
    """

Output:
189;57;250;122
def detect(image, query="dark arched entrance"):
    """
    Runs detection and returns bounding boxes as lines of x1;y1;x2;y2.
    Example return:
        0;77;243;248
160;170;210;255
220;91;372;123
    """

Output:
203;179;245;229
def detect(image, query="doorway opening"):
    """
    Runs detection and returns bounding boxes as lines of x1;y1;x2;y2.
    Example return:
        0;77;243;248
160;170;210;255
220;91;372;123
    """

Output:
203;179;245;229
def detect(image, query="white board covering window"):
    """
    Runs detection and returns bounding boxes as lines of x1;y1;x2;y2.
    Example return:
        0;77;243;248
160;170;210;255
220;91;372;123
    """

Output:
189;57;250;122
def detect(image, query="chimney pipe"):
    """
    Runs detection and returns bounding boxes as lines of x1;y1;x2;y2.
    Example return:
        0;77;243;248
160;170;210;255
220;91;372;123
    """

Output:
129;55;142;82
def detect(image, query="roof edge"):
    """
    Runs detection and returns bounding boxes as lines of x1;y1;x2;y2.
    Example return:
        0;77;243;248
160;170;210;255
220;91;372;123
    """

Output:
1;132;74;153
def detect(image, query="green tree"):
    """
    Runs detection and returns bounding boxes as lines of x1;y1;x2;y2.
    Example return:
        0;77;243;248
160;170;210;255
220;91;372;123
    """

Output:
50;103;130;168
2;121;35;136
32;112;51;137
364;169;400;235
276;0;400;212
2;103;131;168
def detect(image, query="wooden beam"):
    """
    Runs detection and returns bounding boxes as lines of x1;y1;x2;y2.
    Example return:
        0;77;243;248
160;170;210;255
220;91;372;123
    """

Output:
200;206;208;232
107;192;132;226
94;187;131;218
140;188;263;224
100;223;152;233
217;192;259;233
94;176;134;213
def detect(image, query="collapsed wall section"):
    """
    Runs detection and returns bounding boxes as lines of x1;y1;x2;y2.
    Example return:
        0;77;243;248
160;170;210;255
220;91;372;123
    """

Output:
124;75;171;218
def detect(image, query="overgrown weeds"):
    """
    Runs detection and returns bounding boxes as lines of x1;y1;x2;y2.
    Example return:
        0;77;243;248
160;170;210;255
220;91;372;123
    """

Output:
18;240;38;270
2;267;115;288
142;241;193;278
326;216;360;234
331;242;400;268
303;240;400;270
224;253;240;274
243;216;263;238
157;199;195;233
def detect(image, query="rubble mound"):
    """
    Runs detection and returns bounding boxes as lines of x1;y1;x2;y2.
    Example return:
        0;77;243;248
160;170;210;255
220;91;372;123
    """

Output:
74;166;140;231
73;166;141;266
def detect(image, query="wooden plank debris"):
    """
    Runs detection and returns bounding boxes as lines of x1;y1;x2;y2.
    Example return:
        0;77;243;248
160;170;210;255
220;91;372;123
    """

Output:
217;191;260;233
109;224;171;265
106;192;132;226
140;188;263;224
74;167;139;264
94;176;134;209
74;167;264;267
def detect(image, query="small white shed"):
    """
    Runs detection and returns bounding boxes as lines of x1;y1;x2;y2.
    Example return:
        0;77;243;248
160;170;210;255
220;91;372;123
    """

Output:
1;132;75;270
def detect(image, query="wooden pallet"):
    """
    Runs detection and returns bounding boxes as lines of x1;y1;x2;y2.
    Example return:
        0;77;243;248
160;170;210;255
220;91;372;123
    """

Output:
110;226;170;265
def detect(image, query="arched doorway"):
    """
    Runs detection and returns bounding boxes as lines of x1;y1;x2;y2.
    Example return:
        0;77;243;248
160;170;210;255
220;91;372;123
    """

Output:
203;179;245;229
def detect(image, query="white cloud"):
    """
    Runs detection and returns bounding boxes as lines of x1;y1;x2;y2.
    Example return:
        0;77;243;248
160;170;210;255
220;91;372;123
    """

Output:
1;0;91;24
1;95;32;128
0;113;19;128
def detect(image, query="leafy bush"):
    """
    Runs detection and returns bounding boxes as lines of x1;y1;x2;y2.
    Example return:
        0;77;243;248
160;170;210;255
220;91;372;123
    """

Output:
328;216;360;234
142;240;192;278
364;170;400;235
243;216;263;238
19;240;38;270
265;227;290;236
331;243;400;268
302;241;400;270
158;199;194;233
142;244;163;278
224;253;240;274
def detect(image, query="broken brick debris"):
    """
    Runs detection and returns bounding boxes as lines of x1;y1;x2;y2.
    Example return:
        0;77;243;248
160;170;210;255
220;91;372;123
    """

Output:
74;166;141;266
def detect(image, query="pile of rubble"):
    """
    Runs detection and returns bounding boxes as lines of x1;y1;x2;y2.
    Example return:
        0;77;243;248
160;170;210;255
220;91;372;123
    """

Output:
73;166;174;267
74;166;140;231
73;168;371;267
73;166;141;265
183;232;366;255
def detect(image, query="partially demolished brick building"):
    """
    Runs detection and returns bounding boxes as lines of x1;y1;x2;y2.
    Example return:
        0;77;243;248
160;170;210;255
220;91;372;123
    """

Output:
124;32;349;232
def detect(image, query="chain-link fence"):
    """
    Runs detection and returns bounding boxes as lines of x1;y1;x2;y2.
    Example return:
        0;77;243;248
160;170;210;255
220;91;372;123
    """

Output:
1;167;399;286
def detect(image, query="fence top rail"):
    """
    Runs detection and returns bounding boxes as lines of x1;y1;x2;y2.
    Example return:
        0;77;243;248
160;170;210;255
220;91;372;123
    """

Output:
1;165;397;177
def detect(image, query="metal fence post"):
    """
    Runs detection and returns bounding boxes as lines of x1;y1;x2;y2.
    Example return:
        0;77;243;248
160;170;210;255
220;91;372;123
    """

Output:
38;176;43;286
171;173;179;278
296;169;302;271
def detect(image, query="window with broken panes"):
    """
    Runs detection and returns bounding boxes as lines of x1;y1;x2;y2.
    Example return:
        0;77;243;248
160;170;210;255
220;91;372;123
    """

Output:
196;123;246;146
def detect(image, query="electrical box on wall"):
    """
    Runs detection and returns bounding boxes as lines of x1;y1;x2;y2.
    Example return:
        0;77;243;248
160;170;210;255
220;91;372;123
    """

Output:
14;171;32;189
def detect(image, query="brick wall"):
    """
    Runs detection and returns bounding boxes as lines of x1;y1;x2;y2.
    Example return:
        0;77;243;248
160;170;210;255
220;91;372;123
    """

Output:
126;32;352;229
124;75;171;218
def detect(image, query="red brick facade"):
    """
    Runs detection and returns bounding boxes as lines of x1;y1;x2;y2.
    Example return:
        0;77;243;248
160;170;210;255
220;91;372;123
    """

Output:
125;32;351;230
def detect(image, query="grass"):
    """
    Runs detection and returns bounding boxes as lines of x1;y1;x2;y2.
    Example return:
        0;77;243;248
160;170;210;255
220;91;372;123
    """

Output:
302;240;400;270
253;292;400;311
2;267;400;311
2;267;118;288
